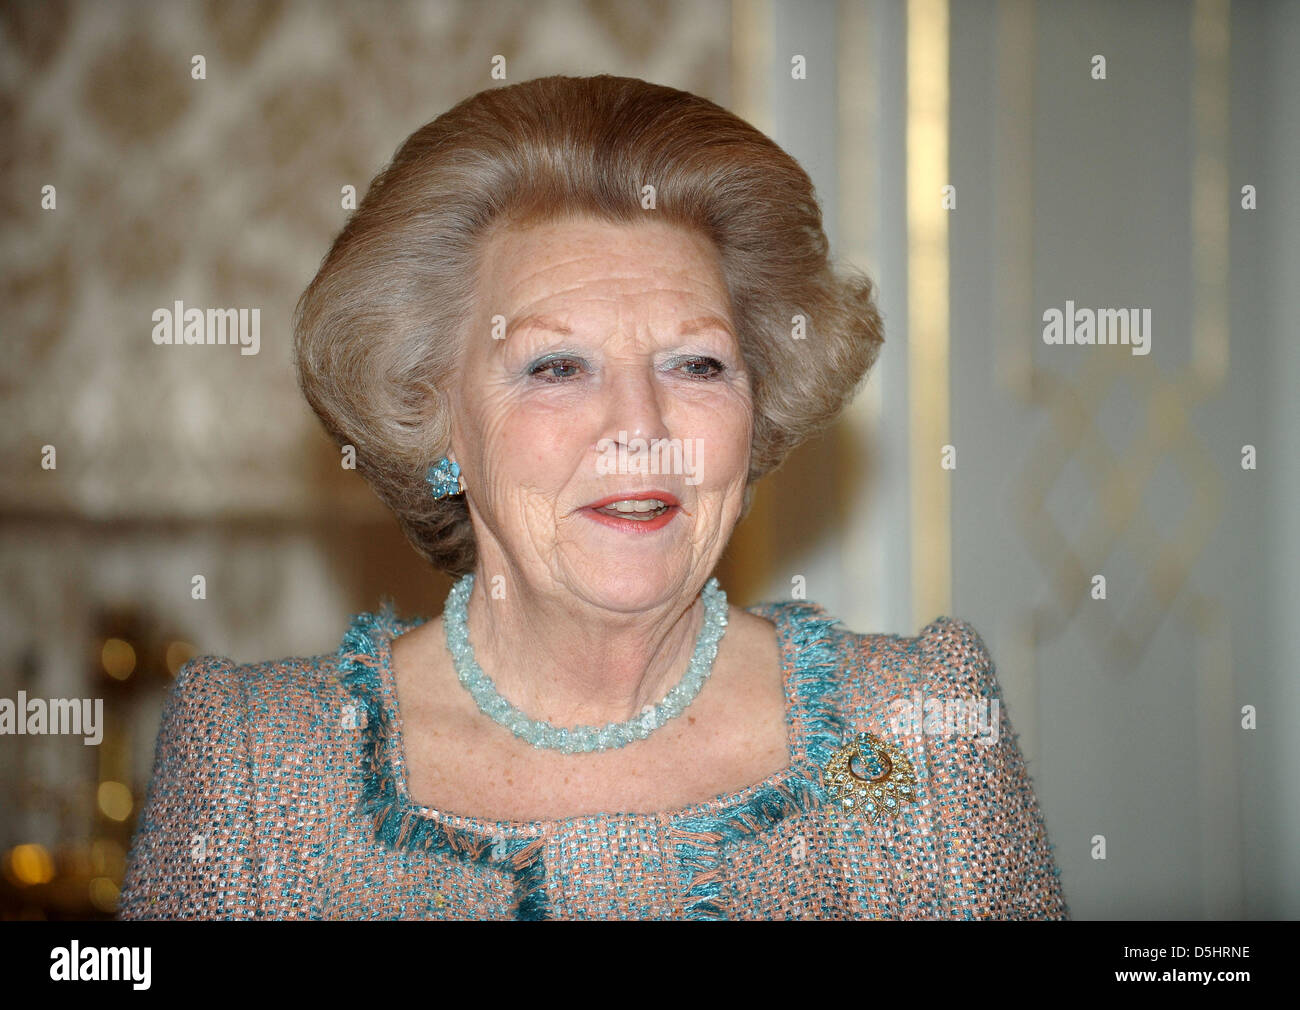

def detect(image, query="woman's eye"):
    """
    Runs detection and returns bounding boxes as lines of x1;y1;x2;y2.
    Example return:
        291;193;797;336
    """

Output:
530;358;582;382
528;356;725;382
680;356;725;379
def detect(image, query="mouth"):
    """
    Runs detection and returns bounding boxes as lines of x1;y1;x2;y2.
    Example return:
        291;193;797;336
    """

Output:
582;491;682;530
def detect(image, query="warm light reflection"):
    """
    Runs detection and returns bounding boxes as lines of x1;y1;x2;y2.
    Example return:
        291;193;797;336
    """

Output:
908;0;952;623
88;876;120;913
165;639;197;676
8;844;55;885
97;781;133;822
101;637;137;680
91;838;127;878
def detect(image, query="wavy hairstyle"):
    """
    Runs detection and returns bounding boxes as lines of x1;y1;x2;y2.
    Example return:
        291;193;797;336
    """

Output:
293;74;884;577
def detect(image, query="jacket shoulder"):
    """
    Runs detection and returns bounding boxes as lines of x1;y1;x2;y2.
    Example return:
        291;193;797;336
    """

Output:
180;649;363;793
912;615;999;694
118;646;358;920
232;650;355;723
773;607;998;728
169;646;355;717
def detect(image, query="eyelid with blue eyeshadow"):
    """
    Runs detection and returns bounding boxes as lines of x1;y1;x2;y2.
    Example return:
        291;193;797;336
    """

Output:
524;351;727;378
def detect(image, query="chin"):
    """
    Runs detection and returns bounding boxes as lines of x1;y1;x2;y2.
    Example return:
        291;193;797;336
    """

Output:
567;566;686;614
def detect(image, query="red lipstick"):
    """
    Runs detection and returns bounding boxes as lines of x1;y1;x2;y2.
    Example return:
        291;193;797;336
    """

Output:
581;490;682;533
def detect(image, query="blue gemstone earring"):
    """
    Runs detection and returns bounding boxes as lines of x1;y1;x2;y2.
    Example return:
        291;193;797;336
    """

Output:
425;456;464;499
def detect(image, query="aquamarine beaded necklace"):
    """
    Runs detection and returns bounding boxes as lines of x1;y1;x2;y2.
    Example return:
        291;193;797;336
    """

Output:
442;572;729;753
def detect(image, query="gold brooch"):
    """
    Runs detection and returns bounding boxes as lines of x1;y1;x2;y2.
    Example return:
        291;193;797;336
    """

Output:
823;731;917;822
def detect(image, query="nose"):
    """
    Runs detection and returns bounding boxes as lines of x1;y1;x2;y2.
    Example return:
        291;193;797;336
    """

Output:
595;359;672;454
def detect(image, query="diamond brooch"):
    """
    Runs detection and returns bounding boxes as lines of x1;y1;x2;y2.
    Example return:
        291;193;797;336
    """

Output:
823;731;917;823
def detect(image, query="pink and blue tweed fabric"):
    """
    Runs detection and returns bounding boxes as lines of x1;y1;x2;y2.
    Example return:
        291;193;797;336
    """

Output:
117;599;1069;919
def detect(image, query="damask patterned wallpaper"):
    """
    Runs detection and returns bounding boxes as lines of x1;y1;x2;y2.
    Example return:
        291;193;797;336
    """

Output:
1;0;731;519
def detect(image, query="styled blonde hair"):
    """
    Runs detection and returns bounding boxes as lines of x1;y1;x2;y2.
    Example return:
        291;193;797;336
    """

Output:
293;74;884;576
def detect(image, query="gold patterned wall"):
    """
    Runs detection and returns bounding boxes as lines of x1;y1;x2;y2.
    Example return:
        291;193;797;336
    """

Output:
1;0;732;522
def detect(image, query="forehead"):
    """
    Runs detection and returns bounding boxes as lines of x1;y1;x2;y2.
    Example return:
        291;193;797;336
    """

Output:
473;214;734;323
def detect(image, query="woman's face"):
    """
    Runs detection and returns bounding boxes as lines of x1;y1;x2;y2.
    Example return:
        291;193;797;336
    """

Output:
447;214;753;613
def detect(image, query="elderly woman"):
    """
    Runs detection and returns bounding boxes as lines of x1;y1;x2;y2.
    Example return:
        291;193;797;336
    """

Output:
119;74;1067;920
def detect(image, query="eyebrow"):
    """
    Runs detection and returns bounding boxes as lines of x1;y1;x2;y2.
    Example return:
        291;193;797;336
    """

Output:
503;313;735;342
676;315;736;340
503;314;573;342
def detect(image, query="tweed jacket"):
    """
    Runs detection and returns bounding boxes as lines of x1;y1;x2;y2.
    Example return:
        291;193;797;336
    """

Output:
117;598;1069;920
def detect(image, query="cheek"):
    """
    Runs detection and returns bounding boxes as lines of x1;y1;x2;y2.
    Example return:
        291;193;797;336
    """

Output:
692;399;753;482
481;399;594;489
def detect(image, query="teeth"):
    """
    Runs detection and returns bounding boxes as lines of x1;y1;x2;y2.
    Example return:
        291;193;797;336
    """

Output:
600;499;668;513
